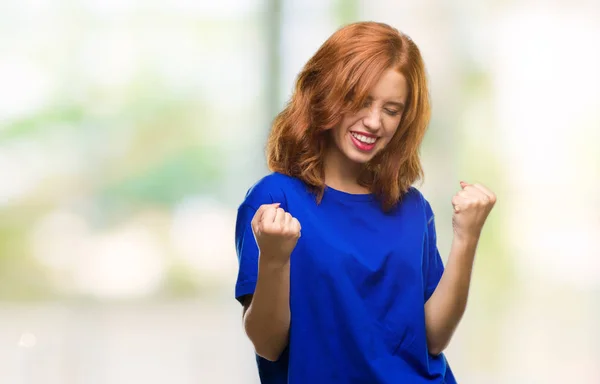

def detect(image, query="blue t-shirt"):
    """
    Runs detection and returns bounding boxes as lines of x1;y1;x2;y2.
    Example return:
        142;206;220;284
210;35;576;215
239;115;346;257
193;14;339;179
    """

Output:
235;172;457;384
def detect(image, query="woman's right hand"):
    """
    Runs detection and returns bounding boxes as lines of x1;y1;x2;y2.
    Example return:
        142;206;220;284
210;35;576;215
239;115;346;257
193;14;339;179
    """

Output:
251;203;301;264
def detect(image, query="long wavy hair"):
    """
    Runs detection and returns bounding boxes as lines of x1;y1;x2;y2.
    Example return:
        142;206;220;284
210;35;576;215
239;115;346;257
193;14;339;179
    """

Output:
266;21;431;211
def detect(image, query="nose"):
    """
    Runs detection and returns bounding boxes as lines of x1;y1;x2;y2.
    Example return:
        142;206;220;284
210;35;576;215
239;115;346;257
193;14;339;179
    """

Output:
362;106;382;132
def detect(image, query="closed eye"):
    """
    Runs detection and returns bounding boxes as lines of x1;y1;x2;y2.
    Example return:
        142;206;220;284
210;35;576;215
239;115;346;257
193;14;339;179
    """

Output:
384;108;400;116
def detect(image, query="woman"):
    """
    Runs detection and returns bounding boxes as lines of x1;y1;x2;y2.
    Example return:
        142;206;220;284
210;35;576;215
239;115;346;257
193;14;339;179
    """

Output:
234;21;496;383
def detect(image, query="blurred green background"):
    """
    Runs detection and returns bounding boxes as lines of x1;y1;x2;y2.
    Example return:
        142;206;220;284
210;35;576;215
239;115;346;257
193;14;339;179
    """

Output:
0;0;599;383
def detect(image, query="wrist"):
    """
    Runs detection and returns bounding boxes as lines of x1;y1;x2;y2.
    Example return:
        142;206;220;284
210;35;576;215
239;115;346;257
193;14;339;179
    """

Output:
258;253;291;270
451;233;479;250
449;235;479;269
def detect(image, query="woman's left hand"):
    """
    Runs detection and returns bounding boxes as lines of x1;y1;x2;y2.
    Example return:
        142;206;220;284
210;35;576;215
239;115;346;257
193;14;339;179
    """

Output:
451;181;497;241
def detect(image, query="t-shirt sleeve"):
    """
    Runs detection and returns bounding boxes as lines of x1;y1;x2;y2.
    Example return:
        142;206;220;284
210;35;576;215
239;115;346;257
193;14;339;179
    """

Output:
234;176;287;305
234;203;260;304
424;199;445;302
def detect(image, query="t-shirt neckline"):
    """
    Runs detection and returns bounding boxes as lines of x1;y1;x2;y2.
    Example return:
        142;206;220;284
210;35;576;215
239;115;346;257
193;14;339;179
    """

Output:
324;185;374;202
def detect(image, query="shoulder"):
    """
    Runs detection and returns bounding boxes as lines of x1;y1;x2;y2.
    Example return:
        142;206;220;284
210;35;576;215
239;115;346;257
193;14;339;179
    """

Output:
402;186;426;207
404;186;434;220
240;172;303;211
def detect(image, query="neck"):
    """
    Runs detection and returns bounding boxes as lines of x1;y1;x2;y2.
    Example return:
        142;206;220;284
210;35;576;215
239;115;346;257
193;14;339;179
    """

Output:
323;145;369;194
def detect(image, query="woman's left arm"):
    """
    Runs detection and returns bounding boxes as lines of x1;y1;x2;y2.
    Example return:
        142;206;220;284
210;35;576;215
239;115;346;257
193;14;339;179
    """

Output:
424;181;496;356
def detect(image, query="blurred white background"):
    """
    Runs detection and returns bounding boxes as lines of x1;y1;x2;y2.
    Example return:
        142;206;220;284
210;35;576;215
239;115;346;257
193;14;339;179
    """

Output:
0;0;598;383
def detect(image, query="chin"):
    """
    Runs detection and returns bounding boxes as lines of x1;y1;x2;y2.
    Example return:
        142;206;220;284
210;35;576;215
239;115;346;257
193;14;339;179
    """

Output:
343;148;377;164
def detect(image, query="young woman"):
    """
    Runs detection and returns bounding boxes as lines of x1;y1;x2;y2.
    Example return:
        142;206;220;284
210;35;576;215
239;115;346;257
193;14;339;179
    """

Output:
234;21;496;383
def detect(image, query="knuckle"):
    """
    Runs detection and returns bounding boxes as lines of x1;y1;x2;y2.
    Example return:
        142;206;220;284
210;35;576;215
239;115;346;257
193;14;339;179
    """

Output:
283;227;294;237
267;221;280;230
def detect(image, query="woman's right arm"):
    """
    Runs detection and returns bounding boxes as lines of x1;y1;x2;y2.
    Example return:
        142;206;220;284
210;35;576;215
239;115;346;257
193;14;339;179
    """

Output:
242;259;290;361
242;203;301;362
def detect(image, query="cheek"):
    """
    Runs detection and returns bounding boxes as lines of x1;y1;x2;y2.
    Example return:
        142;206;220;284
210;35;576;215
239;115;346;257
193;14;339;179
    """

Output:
333;120;356;141
383;120;401;138
339;114;361;130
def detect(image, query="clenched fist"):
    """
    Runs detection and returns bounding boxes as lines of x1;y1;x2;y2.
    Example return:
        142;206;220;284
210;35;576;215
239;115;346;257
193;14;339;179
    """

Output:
451;181;496;241
251;203;302;264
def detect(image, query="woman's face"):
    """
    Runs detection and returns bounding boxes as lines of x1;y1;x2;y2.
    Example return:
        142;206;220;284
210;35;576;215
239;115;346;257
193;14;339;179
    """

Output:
328;68;408;165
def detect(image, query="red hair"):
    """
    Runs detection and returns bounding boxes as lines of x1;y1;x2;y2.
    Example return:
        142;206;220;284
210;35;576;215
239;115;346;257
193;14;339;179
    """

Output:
266;21;431;211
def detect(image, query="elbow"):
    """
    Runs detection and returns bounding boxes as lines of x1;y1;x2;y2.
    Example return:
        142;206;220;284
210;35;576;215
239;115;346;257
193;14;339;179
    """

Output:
427;338;449;356
244;317;288;362
254;343;286;362
428;345;445;357
247;331;287;361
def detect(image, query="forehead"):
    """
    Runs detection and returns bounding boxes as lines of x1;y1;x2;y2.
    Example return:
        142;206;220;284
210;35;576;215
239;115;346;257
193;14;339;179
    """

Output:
370;68;408;102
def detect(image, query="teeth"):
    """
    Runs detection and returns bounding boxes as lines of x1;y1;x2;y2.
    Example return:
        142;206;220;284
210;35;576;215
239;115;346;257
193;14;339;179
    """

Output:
351;132;376;144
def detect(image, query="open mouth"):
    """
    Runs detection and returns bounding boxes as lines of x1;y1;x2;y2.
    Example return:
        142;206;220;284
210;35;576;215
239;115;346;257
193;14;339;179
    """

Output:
350;132;378;152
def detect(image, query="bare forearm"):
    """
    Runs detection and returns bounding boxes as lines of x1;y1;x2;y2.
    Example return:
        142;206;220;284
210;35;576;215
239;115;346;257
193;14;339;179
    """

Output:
244;256;291;361
424;235;478;355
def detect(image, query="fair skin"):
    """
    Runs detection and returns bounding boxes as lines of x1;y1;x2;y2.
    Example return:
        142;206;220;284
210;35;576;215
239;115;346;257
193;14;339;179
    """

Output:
424;181;496;355
324;68;407;193
241;202;299;361
242;67;496;361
